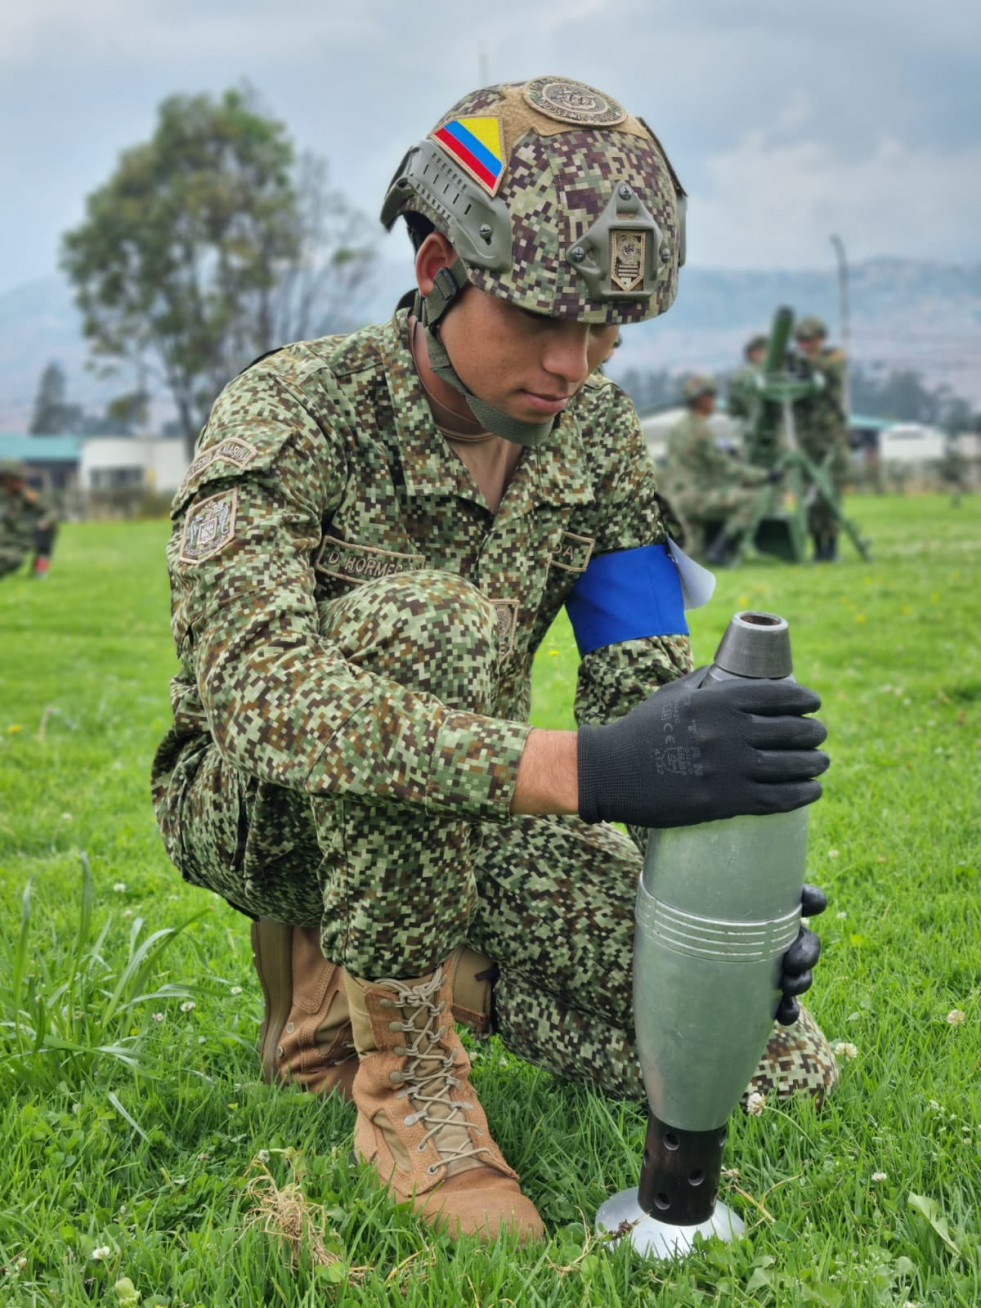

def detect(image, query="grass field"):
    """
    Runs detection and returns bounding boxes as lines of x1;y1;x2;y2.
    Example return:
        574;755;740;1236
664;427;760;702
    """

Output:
0;494;978;1307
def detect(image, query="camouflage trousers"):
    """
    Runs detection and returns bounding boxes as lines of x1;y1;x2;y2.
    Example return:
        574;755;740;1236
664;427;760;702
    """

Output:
0;541;28;578
164;570;838;1106
675;485;762;554
801;439;850;538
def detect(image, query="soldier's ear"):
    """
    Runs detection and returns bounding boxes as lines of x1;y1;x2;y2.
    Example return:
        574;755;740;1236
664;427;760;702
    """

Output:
415;233;459;297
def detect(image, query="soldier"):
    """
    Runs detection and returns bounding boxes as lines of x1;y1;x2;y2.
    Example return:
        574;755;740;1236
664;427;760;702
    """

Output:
152;78;835;1244
663;375;773;564
726;333;767;425
0;461;55;579
792;316;851;561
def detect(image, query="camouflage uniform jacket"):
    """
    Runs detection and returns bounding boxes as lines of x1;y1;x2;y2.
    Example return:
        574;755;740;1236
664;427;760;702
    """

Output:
663;412;766;508
794;349;848;459
726;367;760;422
0;483;49;577
155;309;692;835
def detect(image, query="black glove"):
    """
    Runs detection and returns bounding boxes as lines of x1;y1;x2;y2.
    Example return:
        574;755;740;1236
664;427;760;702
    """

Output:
578;668;828;830
776;884;826;1025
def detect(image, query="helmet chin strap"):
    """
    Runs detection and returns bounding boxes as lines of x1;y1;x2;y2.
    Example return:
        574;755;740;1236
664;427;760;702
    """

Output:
417;268;558;449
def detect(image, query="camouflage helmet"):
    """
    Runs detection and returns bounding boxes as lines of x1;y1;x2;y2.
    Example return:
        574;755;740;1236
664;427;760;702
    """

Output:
382;77;686;328
794;315;828;341
381;77;686;445
0;458;28;480
682;374;718;405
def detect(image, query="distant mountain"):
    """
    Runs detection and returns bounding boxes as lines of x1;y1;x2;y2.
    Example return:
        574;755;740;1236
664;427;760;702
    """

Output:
607;258;981;406
2;257;979;428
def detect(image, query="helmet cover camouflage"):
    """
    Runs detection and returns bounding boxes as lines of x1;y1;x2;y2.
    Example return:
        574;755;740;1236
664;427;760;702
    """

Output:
794;315;828;341
0;459;28;480
682;374;718;404
381;77;686;327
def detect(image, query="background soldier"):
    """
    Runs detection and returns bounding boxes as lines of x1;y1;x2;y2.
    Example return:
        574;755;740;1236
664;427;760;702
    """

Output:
727;333;768;425
152;78;834;1245
663;375;772;564
0;460;56;579
792;315;852;561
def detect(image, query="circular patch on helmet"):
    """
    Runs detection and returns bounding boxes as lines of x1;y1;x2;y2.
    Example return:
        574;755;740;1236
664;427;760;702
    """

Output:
523;78;626;127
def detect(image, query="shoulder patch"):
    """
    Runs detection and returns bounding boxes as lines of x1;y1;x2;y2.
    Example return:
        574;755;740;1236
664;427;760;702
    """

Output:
180;489;238;564
177;438;258;499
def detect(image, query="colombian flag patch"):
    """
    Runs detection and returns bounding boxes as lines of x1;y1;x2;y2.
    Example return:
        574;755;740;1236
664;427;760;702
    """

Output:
432;117;506;195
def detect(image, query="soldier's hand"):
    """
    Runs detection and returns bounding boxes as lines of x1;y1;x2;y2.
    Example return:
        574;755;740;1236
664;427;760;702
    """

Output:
578;669;829;830
776;884;827;1025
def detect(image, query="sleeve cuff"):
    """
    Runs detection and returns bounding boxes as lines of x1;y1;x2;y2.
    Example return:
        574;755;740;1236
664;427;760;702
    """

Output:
426;710;533;823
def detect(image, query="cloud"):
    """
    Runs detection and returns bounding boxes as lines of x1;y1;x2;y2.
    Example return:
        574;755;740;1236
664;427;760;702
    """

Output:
0;0;384;66
2;0;980;295
690;130;981;268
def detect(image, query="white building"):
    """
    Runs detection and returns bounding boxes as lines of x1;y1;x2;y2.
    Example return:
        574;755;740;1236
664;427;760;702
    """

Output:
79;436;187;493
877;423;948;465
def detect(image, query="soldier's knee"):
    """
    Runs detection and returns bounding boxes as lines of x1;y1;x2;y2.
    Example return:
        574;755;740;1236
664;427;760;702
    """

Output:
322;570;501;711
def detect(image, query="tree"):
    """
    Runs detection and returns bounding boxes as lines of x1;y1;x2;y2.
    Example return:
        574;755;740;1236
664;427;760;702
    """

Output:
30;361;79;434
61;88;374;459
850;365;939;424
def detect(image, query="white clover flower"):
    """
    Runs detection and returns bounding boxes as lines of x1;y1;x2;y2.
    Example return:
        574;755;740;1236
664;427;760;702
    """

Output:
946;1009;966;1026
180;1000;196;1013
831;1041;858;1060
721;1167;741;1180
230;985;243;996
836;911;848;919
122;909;133;919
152;1012;165;1023
91;1245;112;1261
15;1255;27;1271
257;1149;271;1163
113;882;127;893
828;849;840;859
746;1092;766;1116
871;1171;888;1183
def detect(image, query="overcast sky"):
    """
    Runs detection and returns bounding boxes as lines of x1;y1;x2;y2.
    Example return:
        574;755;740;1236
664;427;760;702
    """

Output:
3;0;980;299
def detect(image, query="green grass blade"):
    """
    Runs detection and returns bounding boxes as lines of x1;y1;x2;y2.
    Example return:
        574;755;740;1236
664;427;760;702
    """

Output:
6;879;34;1051
61;851;95;1045
107;1090;151;1142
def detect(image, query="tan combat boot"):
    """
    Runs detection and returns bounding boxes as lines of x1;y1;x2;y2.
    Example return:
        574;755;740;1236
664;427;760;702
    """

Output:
347;966;543;1242
251;920;358;1099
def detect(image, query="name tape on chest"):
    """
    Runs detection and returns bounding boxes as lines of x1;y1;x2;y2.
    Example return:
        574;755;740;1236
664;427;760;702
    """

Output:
548;530;595;574
315;536;426;583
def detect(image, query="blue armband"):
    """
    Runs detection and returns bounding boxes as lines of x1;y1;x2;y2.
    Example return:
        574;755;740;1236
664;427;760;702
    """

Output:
565;543;688;656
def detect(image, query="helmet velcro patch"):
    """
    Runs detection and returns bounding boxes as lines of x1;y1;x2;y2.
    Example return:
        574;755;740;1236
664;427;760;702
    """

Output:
432;117;506;196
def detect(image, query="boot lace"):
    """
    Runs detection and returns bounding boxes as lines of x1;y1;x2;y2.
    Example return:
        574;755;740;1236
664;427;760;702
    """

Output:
381;968;490;1175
